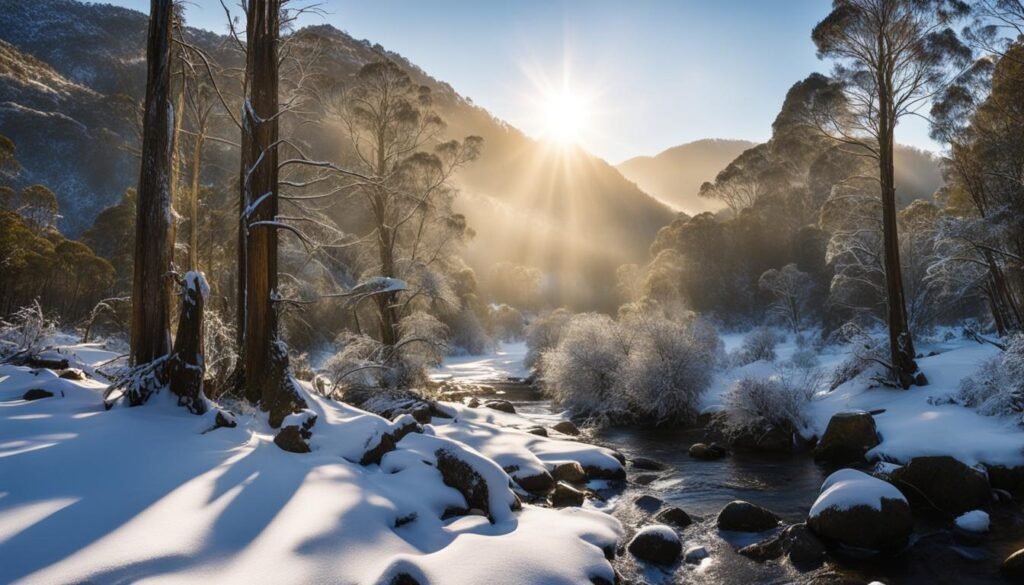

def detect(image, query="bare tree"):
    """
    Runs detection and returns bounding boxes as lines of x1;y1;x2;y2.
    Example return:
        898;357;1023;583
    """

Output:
759;264;815;333
810;0;970;387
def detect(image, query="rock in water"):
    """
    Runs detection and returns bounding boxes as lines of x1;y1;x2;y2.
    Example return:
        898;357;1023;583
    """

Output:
628;525;682;565
889;456;990;516
552;420;581;435
634;494;664;513
808;468;912;554
484;399;516;414
813;411;879;464
688;442;727;460
632;457;667;470
717;500;780;532
655;506;693;528
683;545;708;564
1003;549;1024;582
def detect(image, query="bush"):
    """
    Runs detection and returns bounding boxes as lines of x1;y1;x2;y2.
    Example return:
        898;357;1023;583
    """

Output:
723;365;822;437
733;326;778;366
957;334;1024;419
524;308;572;371
0;301;57;360
790;348;820;370
488;303;525;342
619;315;721;424
541;313;630;420
447;309;495;356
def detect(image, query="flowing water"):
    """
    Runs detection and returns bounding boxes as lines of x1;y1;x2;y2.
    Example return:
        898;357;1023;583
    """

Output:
506;392;1024;585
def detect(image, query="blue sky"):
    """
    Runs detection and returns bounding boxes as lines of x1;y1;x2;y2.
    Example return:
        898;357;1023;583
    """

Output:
100;0;939;163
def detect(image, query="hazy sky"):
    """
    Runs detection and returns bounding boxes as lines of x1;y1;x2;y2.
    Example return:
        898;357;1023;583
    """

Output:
100;0;939;163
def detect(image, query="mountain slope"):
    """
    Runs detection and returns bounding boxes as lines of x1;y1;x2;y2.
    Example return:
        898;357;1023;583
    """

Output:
616;138;756;214
0;4;673;310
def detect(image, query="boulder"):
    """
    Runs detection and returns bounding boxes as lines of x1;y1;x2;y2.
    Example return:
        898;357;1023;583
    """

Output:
627;525;682;565
552;420;581;436
550;481;586;507
808;469;912;554
22;388;54;401
716;500;780;532
525;426;548;437
410;405;432;424
632;457;667;471
633;473;659;486
274;412;318;454
655;506;693;529
813;411;879;464
688;442;727;460
634;494;664;513
484;399;516;414
551;461;587;483
890;456;990;516
1003;549;1024;582
58;368;86;380
741;523;826;566
435;448;494;517
214;410;237;429
584;463;626;481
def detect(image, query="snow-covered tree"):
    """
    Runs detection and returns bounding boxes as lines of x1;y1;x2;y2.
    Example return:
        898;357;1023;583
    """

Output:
759;263;815;333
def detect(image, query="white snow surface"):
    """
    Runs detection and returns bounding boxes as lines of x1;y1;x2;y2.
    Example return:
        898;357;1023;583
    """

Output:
955;510;990;532
809;469;907;518
704;332;1024;467
0;343;623;585
431;342;529;382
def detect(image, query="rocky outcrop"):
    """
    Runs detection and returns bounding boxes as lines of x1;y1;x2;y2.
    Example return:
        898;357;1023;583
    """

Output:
716;500;780;532
889;456;990;516
552;420;581;435
739;523;826;566
688;442;727;460
551;461;587;483
274;411;318;454
22;388;54;401
484;399;516;414
550;481;586;507
813;411;879;464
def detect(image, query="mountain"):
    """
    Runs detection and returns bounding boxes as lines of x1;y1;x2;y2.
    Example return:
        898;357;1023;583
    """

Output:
0;1;674;310
616;139;756;214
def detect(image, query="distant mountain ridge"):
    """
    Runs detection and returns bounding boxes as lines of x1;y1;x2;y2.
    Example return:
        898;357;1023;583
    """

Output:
617;138;757;214
0;0;674;310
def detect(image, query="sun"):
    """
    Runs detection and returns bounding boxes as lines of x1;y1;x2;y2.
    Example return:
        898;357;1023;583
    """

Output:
541;91;591;144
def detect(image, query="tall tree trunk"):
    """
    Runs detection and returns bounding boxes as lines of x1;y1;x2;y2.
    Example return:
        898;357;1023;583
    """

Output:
877;64;918;388
169;272;207;414
130;0;175;366
240;0;308;429
188;130;204;271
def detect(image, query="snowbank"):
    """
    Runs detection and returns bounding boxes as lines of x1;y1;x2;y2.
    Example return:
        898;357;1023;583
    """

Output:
0;361;622;584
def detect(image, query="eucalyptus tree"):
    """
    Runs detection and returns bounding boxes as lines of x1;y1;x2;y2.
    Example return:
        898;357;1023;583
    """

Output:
810;0;970;387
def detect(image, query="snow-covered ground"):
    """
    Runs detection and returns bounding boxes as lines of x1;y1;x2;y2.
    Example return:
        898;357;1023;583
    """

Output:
430;341;529;383
705;331;1024;468
0;342;623;585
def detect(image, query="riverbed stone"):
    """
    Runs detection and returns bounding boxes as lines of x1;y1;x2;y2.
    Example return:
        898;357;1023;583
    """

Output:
632;473;659;485
813;411;879;464
628;525;682;565
525;426;548;437
716;500;780;532
688;442;727;460
484;399;516;414
683;545;708;564
512;469;555;493
1003;549;1024;582
890;456;990;516
741;523;826;566
551;461;587;483
552;420;581;435
655;506;693;528
632;457;667;471
634;494;664;513
808;470;912;554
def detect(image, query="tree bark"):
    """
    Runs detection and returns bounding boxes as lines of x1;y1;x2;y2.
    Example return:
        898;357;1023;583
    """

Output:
169;273;207;414
877;35;918;389
130;0;175;366
239;0;308;427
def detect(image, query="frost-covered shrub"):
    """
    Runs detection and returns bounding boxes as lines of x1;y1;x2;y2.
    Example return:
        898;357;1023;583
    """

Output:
488;303;525;342
825;323;887;391
957;334;1024;419
322;311;449;390
0;301;57;360
619;315;721;424
790;348;820;370
723;365;822;437
446;309;495;356
541;313;630;420
525;308;572;371
733;326;778;366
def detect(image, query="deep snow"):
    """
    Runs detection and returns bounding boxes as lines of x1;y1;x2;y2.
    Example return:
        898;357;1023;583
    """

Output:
0;342;622;585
